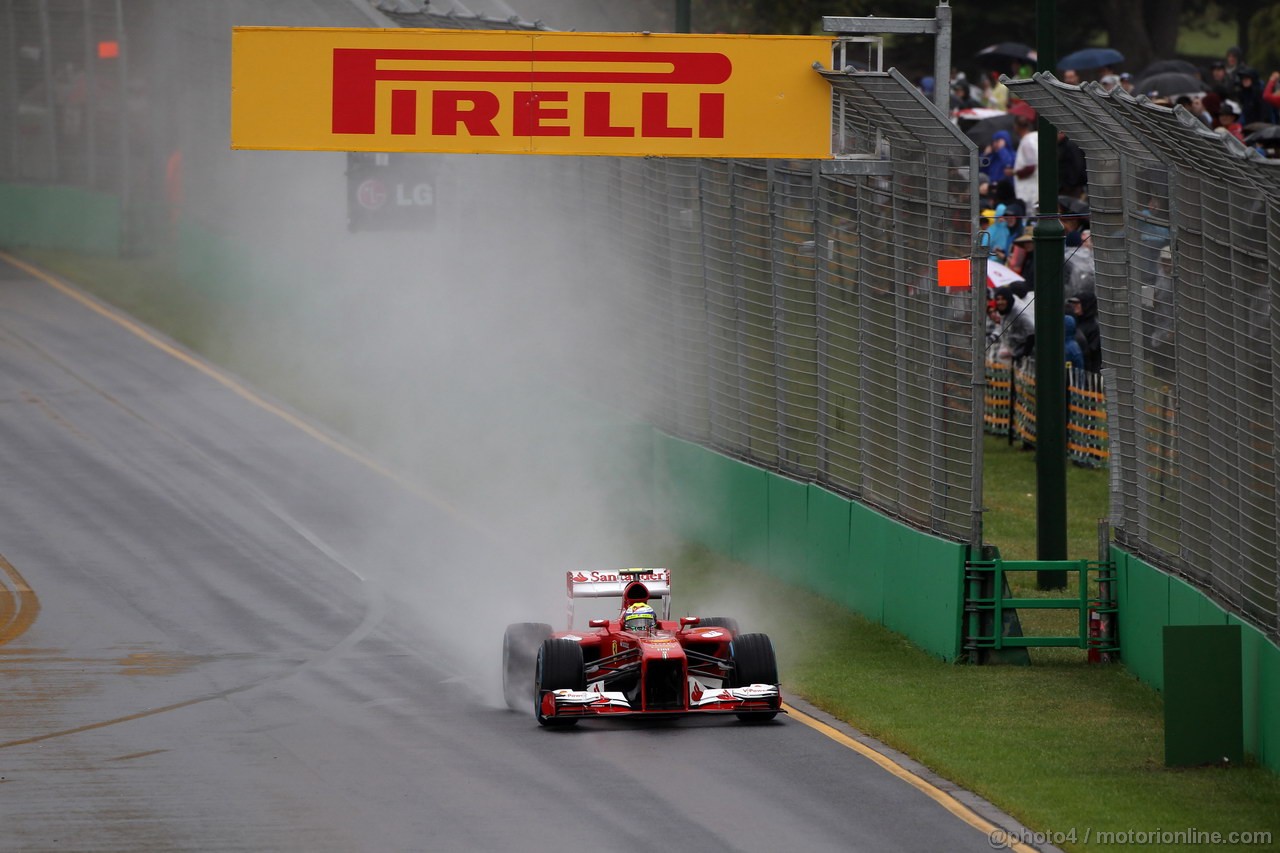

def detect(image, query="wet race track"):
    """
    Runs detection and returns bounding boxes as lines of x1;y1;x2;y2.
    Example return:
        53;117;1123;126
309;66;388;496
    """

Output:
0;255;1013;852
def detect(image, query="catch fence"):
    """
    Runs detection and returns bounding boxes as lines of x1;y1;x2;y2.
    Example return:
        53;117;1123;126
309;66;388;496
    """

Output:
555;70;983;546
1009;75;1280;642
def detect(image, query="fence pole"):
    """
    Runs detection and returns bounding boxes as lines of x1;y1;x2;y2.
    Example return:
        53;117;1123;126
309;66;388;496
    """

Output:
970;234;990;551
1034;0;1068;586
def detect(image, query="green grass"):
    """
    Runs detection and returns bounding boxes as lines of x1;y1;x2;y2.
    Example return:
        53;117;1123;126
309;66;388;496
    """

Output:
980;434;1112;563
1178;4;1237;61
979;434;1114;660
677;544;1280;852
13;247;1280;852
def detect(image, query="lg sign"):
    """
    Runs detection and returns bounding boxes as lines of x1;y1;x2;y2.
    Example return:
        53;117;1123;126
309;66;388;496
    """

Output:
355;178;387;209
347;153;434;232
331;48;730;140
355;177;433;210
230;29;834;158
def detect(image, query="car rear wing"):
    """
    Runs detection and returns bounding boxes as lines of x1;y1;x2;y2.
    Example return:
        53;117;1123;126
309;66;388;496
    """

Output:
566;568;672;625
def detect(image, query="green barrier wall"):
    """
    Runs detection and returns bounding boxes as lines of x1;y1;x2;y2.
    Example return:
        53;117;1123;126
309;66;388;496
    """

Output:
1114;547;1280;773
0;184;122;255
657;434;964;661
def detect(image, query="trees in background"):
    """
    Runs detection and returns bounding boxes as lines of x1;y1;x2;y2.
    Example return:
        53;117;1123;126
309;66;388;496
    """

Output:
663;0;1277;81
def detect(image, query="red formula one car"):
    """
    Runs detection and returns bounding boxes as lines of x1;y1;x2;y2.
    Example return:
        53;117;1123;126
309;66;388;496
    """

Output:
502;568;781;727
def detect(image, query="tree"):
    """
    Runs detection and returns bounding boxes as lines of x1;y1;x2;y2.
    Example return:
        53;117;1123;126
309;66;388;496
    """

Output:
1095;0;1182;72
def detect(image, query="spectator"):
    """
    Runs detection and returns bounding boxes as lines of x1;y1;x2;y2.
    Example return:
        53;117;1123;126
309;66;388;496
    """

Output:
1067;292;1102;372
1207;61;1232;100
1119;72;1135;95
983;129;1017;189
951;79;981;113
1217;100;1245;141
1187;94;1214;126
1144;246;1176;383
993;285;1036;362
1201;90;1223;122
1008;226;1036;294
1066;299;1089;355
1265;71;1280;119
1058;131;1088;199
1225;46;1245;95
981;69;1009;110
1060;199;1089;248
1065;232;1096;299
1236;67;1264;124
987;202;1016;263
1064;314;1084;371
1099;74;1120;93
1061;68;1081;86
1011;115;1039;213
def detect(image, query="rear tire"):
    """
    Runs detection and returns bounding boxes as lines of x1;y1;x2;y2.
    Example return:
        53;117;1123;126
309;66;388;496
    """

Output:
502;622;552;711
534;638;585;727
730;633;779;722
698;616;740;636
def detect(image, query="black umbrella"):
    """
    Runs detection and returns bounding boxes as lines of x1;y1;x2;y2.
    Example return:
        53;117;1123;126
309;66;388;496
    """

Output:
1138;59;1201;80
1057;195;1090;215
1244;124;1280;145
963;113;1018;149
975;42;1037;68
1057;47;1125;72
1134;71;1203;98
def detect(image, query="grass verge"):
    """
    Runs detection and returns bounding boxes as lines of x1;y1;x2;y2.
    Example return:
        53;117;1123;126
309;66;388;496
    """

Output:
676;544;1280;853
12;247;1280;852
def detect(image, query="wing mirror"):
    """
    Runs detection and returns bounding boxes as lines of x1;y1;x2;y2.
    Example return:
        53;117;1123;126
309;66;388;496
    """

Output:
588;618;609;628
679;616;700;630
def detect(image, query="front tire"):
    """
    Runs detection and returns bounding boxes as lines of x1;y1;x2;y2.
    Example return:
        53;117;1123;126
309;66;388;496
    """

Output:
534;638;585;727
730;632;779;722
698;616;741;636
502;622;552;711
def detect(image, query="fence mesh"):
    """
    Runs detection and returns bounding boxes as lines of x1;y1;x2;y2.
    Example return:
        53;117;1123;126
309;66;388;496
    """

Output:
2;0;129;189
541;69;982;544
1009;75;1280;642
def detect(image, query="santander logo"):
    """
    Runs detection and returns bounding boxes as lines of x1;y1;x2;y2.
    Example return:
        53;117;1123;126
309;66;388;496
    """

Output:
570;569;668;584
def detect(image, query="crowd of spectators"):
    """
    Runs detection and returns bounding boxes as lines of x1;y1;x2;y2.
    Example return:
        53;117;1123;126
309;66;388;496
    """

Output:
956;45;1278;383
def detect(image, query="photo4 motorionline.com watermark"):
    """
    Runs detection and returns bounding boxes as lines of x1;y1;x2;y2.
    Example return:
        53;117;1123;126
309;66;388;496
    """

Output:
988;826;1273;848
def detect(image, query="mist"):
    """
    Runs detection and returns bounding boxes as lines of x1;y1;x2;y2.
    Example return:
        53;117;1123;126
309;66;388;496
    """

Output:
124;0;685;704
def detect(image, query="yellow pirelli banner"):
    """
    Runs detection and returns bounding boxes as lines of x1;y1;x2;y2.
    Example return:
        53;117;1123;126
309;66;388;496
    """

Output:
231;28;835;158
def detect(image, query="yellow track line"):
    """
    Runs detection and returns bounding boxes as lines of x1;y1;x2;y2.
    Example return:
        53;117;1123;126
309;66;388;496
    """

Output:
0;553;40;646
3;252;1026;848
783;703;1038;853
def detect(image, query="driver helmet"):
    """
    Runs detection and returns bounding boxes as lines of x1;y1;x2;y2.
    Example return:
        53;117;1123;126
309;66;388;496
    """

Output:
623;602;657;634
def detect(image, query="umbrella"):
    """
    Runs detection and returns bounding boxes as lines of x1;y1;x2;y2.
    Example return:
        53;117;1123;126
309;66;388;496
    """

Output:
1134;71;1203;98
987;260;1025;289
976;42;1037;68
1007;99;1038;121
1057;47;1125;72
955;107;1005;122
1244;124;1280;145
1057;195;1090;216
964;113;1017;148
1138;59;1201;80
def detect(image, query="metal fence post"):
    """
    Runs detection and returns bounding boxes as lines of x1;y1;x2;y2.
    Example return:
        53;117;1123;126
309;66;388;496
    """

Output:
37;0;58;181
813;160;830;482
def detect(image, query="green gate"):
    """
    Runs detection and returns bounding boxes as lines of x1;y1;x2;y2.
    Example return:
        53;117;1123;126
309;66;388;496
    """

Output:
964;558;1119;660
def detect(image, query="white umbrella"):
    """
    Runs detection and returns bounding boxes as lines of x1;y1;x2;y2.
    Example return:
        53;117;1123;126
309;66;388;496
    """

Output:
987;260;1025;289
955;108;1006;122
